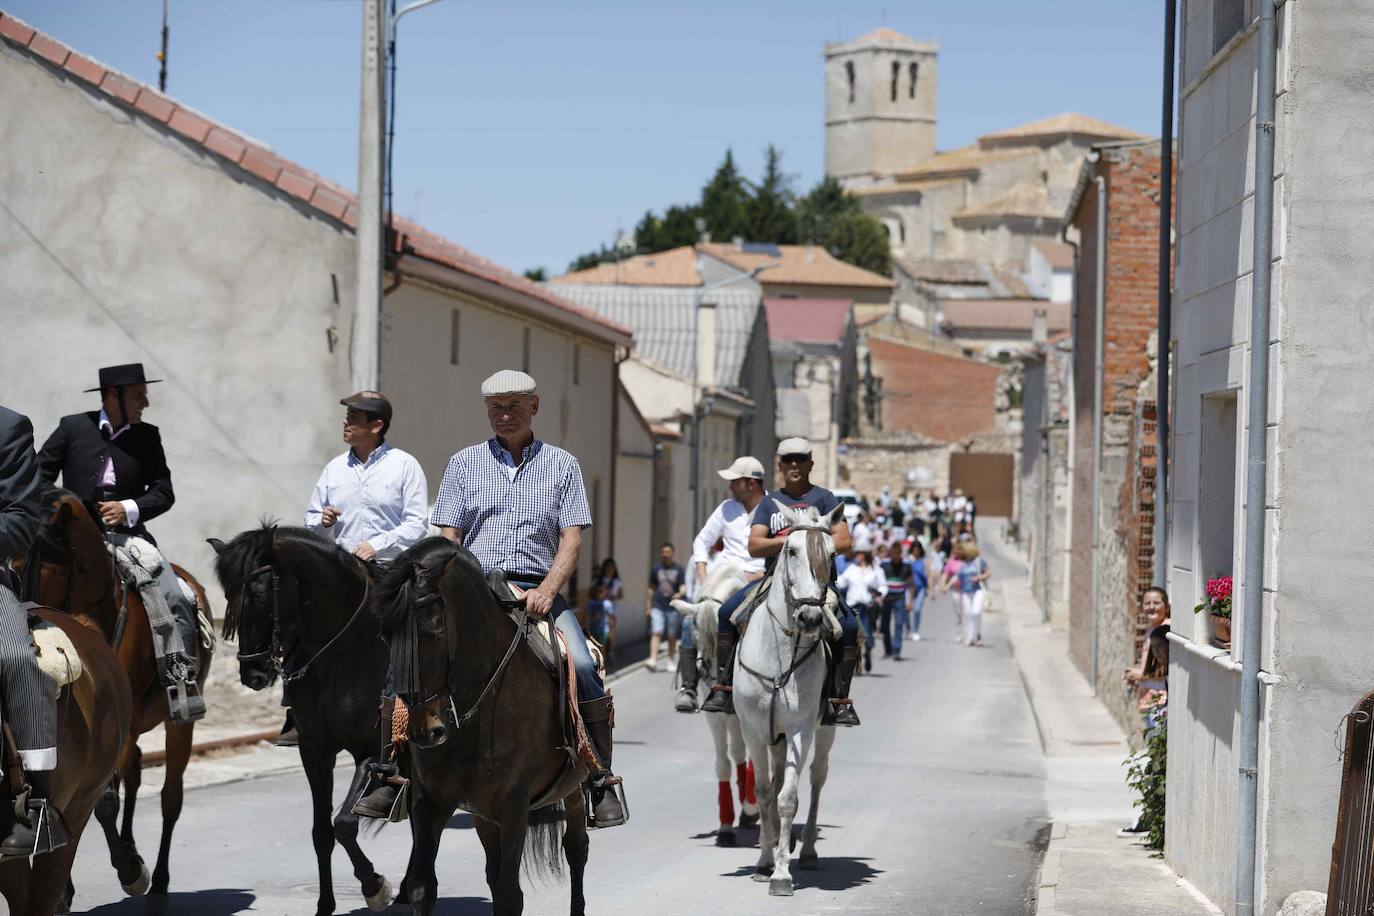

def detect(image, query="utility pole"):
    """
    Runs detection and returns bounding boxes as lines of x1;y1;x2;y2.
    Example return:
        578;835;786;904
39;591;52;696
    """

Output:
352;0;386;392
157;0;168;92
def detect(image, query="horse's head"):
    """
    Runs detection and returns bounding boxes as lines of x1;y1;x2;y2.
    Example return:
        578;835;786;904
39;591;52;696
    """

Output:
210;525;295;691
16;488;115;613
375;537;463;749
774;501;845;634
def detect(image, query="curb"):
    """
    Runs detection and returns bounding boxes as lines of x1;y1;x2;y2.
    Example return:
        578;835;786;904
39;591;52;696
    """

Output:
1034;821;1068;914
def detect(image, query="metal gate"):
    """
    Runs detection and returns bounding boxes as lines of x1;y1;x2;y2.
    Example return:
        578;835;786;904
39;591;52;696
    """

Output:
948;453;1014;517
1327;689;1374;914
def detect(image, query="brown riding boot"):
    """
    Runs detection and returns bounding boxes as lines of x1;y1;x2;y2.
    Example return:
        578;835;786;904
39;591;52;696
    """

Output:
353;696;409;821
580;696;627;828
821;645;862;727
699;630;737;715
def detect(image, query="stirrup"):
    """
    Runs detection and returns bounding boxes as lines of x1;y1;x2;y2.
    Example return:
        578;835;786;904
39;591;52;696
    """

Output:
822;698;861;727
352;766;410;822
166;679;207;724
0;795;67;858
583;779;629;829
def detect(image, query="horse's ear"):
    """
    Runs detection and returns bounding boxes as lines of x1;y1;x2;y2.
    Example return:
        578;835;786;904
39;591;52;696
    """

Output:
207;538;227;555
772;499;799;530
827;504;846;528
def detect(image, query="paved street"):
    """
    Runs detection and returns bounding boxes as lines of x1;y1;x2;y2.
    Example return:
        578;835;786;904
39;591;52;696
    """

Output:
68;534;1050;915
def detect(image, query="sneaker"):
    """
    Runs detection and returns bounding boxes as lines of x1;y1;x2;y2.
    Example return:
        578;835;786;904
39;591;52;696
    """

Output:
911;633;922;642
1117;821;1148;837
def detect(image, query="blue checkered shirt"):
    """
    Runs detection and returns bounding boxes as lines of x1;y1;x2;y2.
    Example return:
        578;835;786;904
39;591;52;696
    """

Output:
430;437;593;577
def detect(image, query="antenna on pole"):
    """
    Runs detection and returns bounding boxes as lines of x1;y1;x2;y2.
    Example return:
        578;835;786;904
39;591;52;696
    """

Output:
157;0;169;92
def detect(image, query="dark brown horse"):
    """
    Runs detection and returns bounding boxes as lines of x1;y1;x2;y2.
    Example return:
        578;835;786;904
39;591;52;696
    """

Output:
210;524;397;916
375;538;591;916
0;607;132;916
16;489;213;912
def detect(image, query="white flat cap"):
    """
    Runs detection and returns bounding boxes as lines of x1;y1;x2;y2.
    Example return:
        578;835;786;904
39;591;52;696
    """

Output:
718;456;766;481
776;437;813;457
481;369;538;398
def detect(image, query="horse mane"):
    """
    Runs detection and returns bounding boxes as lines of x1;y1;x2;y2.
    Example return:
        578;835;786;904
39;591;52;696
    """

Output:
806;528;832;586
373;537;466;634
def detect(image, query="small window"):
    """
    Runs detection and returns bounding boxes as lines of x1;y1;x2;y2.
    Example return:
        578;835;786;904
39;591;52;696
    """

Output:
573;344;581;385
1213;0;1246;54
449;309;461;365
845;61;855;104
522;327;531;372
909;63;919;99
890;61;899;102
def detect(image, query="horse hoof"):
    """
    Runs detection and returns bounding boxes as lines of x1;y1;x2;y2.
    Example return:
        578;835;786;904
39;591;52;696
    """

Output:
769;877;795;896
751;865;774;882
738;810;759;828
715;827;736;847
122;864;152;896
799;853;819;870
145;893;169;915
365;877;393;912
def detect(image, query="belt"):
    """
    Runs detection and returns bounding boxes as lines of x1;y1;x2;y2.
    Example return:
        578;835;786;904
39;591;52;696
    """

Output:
505;572;546;585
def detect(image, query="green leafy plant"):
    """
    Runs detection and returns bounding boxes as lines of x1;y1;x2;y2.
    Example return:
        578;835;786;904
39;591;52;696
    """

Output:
1124;702;1167;851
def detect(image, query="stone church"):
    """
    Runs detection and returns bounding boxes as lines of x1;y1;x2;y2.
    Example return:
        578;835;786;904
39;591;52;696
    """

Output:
826;28;1142;340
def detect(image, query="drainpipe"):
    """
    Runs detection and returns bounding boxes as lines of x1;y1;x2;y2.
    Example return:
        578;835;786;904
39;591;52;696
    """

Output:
1090;163;1107;690
1154;0;1177;587
1062;229;1080;613
1235;1;1278;913
1039;425;1053;622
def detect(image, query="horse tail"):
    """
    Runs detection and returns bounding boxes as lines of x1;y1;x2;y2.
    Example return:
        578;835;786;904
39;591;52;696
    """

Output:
522;802;567;882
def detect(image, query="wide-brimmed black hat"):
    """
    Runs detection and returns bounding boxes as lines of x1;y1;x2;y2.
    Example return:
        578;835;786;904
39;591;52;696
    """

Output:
83;363;163;393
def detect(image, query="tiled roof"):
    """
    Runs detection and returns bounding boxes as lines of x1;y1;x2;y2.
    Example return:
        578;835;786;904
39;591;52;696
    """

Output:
851;177;963;198
978;113;1146;145
763;298;852;345
890;145;1033;182
895;258;986;284
700;242;894;289
551;246;702;287
1033;240;1075;270
551;285;760;389
0;11;629;343
953;183;1060;221
939;298;1069;333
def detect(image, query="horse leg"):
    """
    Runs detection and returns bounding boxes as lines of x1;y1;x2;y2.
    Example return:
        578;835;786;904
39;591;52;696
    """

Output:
118;742;150;895
741;732;776;881
26;807;91;916
0;859;32;915
93;775;142;896
299;744;339;916
705;713;734;844
562;791;590;916
768;733;808;896
492;805;531;916
146;722;193;914
406;792;447;916
335;758;390;911
799;726;836;870
728;716;759;825
474;816;502;903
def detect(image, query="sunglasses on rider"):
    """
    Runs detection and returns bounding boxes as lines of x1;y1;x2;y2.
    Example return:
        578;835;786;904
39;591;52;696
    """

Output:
779;453;810;464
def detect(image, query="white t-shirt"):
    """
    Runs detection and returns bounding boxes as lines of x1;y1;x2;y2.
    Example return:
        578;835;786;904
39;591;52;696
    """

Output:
836;563;887;607
691;498;766;575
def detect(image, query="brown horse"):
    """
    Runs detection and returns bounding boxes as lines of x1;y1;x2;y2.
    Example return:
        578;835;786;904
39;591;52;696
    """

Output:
0;607;132;915
375;538;591;916
16;489;213;912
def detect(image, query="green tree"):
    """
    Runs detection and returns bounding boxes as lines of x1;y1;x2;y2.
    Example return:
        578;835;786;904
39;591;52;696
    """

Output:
797;176;891;275
656;204;703;250
699;149;750;242
746;145;798;244
567;244;615;273
523;267;547;282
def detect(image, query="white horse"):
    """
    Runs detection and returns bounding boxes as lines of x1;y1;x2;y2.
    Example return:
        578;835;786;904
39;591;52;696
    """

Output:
672;562;760;846
734;502;843;897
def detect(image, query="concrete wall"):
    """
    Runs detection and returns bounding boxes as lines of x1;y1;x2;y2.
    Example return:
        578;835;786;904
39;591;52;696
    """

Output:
612;387;654;648
1018;350;1071;625
0;40;354;594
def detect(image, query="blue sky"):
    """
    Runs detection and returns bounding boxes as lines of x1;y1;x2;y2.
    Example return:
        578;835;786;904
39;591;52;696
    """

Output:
6;1;1168;275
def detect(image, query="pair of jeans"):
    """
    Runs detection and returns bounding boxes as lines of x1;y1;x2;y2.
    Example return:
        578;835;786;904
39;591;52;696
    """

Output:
910;586;926;634
507;575;605;702
854;603;878;654
881;593;909;656
717;580;859;649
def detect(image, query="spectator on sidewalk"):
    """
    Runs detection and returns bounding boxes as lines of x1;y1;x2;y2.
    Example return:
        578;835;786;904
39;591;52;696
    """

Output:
584;582;617;667
644;543;686;671
837;549;886;672
1120;586;1171;837
594;557;623;640
944;540;989;647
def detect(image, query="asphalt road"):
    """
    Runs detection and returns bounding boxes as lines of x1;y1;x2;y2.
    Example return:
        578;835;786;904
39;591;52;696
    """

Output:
66;536;1048;915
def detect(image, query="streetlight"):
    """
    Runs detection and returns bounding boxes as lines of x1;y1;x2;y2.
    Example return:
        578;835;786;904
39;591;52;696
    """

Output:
690;258;777;532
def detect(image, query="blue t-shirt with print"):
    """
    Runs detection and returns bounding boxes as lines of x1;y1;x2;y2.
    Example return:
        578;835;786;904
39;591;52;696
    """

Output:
957;557;987;594
752;486;842;574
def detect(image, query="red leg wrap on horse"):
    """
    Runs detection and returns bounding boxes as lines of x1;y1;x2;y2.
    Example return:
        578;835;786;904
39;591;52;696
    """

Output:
741;761;757;805
718;781;735;826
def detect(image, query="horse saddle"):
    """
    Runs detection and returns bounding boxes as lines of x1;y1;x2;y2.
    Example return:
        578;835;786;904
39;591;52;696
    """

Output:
23;613;82;689
485;570;605;677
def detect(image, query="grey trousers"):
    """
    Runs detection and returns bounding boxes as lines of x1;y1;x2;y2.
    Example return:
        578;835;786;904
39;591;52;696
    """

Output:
107;533;198;662
0;583;57;770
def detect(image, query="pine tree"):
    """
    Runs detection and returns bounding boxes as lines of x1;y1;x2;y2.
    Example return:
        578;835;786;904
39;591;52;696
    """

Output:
746;146;798;244
797;176;891;275
699;149;750;243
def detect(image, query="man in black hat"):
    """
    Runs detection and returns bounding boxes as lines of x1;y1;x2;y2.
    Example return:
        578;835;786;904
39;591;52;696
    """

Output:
0;404;62;857
37;363;205;722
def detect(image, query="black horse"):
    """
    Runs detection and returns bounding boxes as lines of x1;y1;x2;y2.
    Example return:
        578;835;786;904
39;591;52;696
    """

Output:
209;525;397;916
375;537;591;916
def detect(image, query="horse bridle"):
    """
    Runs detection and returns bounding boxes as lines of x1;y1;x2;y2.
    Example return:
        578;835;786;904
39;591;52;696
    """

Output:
774;523;833;634
235;544;371;686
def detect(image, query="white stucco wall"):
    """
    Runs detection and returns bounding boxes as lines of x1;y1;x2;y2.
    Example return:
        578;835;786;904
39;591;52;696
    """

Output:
0;41;355;593
613;387;653;648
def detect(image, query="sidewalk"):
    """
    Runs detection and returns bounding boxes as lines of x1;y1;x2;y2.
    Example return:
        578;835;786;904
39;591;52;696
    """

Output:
985;534;1219;916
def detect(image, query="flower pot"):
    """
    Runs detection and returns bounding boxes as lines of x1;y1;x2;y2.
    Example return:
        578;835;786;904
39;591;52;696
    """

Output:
1209;613;1232;650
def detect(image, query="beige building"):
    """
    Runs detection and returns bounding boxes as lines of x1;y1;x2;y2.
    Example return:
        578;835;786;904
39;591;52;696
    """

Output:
0;14;631;599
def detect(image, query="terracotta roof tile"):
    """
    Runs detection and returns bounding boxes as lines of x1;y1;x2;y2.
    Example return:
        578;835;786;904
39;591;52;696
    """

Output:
763;298;853;345
896;257;986;284
701;242;894;289
552;245;702;286
939;298;1068;332
978;113;1146;145
0;9;630;344
890;145;1033;182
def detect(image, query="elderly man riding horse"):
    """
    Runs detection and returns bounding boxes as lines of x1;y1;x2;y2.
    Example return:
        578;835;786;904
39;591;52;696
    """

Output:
0;404;62;857
700;437;863;726
37;364;205;723
429;369;627;829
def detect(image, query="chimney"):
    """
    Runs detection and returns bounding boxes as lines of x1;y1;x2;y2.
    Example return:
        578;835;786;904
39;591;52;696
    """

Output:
804;245;815;264
732;236;745;251
1031;308;1048;344
697;300;718;391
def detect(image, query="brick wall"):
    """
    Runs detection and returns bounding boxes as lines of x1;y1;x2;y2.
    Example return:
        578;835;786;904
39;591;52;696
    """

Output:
864;335;1002;442
1066;142;1172;721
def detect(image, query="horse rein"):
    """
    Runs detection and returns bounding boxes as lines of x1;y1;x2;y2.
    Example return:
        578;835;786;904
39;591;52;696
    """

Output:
235;547;372;685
